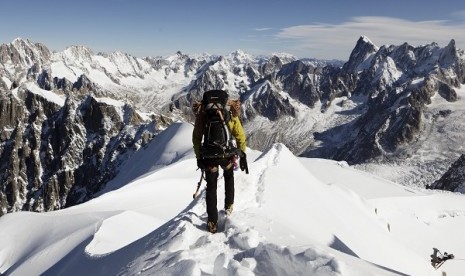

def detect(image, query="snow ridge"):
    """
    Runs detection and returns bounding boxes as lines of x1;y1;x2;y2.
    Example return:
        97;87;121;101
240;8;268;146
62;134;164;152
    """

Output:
1;125;464;275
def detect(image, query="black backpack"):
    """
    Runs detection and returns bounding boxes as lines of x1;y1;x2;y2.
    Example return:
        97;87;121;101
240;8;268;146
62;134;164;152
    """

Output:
201;90;237;159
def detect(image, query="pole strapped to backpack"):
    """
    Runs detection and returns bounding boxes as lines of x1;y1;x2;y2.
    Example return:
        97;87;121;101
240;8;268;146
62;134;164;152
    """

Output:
217;107;235;148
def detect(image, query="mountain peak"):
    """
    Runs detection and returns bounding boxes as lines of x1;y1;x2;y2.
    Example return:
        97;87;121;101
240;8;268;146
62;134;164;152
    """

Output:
438;38;459;66
227;49;253;64
447;38;456;48
271;52;297;61
231;49;247;55
10;37;36;50
12;37;29;44
62;45;94;62
359;35;375;45
2;37;51;67
342;36;379;72
444;39;457;56
65;45;94;54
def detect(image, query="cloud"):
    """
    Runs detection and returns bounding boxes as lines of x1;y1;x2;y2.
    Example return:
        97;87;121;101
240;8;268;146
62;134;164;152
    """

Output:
254;27;272;32
275;16;465;59
451;10;465;19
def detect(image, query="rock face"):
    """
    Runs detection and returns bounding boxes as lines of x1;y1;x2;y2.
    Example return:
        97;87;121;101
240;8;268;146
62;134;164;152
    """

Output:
303;38;465;164
428;154;465;192
0;83;160;215
0;38;171;215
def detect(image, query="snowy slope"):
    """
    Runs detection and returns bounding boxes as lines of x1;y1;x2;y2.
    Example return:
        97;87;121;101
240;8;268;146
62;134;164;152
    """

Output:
1;123;464;276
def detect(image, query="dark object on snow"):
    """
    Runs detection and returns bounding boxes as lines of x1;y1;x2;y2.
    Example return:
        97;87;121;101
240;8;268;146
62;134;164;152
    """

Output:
239;150;249;174
431;248;455;269
196;159;206;170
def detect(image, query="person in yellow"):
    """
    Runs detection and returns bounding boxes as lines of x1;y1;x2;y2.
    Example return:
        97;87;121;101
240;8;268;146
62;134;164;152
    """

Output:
192;90;248;233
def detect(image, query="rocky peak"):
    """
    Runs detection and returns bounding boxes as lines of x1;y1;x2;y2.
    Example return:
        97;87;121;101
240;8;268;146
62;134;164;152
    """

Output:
166;51;192;64
108;51;145;74
241;80;295;121
62;45;94;64
160;51;205;76
10;38;51;64
278;60;312;76
259;55;285;76
227;49;254;65
270;52;297;64
305;38;465;171
439;39;459;67
390;42;416;71
342;35;379;73
0;38;51;76
73;74;98;92
143;56;167;70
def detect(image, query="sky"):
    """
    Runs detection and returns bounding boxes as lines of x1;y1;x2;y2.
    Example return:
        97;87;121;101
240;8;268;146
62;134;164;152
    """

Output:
1;0;465;60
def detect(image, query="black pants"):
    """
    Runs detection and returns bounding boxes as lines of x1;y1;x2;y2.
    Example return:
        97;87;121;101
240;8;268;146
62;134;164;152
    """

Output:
205;165;234;223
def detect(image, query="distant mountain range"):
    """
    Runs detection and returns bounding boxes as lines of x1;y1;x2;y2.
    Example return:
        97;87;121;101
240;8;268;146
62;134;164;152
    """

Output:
1;36;464;215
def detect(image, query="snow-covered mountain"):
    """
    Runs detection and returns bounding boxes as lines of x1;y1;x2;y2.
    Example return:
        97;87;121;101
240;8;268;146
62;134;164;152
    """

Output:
2;36;465;217
0;38;346;214
1;122;464;276
0;81;172;215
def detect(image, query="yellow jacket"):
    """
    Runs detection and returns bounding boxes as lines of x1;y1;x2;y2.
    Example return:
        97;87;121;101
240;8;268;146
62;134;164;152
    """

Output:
192;114;246;159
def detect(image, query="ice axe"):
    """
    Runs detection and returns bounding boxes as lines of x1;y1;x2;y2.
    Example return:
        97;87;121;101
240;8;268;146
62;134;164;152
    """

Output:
192;169;205;199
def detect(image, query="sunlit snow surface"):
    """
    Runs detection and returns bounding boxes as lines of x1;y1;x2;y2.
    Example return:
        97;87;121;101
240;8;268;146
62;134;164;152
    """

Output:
49;49;198;112
1;123;464;276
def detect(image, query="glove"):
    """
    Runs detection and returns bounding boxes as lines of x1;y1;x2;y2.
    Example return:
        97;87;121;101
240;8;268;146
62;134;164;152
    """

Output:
197;159;205;170
239;151;249;174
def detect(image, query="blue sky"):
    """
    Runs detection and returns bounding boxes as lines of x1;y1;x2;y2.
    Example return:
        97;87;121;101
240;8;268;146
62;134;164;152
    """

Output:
1;0;465;60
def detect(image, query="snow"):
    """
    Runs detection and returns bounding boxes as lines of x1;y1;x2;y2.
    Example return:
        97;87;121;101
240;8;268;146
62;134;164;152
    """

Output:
50;60;81;83
411;77;425;85
244;83;364;154
25;82;65;106
360;35;375;46
136;111;153;121
271;52;297;61
373;56;403;86
355;53;375;73
2;76;12;88
87;67;116;86
47;49;200;112
95;96;125;107
358;83;465;188
1;122;465;276
85;211;163;256
228;50;255;66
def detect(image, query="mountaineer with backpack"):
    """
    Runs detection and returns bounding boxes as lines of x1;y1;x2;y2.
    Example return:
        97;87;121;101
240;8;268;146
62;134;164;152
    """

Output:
192;89;248;233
